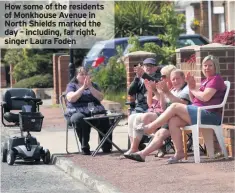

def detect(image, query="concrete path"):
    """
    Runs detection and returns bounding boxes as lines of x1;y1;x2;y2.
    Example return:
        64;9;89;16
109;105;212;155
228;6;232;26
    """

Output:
2;103;235;193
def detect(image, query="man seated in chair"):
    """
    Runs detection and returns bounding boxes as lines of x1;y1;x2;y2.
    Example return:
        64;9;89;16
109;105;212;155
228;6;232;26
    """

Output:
65;67;112;155
127;57;161;149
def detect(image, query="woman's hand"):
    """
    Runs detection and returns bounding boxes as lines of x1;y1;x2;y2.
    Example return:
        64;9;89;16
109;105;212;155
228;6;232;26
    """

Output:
156;81;169;93
144;79;155;92
82;76;92;89
186;72;196;90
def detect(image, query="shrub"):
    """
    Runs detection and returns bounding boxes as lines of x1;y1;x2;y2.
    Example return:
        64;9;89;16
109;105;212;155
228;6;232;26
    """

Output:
13;74;53;88
213;30;235;46
91;57;126;93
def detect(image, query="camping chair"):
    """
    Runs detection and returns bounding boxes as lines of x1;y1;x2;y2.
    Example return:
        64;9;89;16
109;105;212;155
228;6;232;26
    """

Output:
181;81;230;163
59;93;80;154
125;101;176;154
1;88;41;128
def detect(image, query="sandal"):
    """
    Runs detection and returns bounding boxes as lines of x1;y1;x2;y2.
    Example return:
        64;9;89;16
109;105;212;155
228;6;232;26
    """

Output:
167;156;183;164
127;153;145;162
123;152;133;159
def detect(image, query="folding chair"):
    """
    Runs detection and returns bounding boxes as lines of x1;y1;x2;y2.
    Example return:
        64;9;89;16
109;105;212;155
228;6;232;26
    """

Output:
182;81;230;163
59;93;80;154
126;101;176;154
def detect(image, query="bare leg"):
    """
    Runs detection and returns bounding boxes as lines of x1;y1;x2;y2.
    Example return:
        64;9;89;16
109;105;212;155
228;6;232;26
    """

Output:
140;112;158;125
129;113;158;154
138;128;170;159
127;114;136;145
126;113;143;154
168;116;187;160
144;103;191;134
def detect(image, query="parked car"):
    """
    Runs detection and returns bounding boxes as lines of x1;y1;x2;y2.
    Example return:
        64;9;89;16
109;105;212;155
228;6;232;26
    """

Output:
83;34;209;69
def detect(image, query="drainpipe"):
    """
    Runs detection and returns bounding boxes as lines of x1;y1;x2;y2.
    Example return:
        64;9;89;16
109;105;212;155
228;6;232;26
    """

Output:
208;0;212;41
223;1;226;31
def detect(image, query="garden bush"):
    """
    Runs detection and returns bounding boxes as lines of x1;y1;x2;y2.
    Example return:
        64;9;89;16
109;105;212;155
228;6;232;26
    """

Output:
91;56;126;93
213;30;235;46
13;74;53;88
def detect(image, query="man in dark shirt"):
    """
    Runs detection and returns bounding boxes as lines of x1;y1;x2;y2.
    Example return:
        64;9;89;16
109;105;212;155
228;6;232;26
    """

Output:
128;57;161;113
127;57;161;149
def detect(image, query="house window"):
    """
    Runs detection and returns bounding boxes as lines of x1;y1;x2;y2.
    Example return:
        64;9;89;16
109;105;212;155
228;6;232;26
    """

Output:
219;14;225;33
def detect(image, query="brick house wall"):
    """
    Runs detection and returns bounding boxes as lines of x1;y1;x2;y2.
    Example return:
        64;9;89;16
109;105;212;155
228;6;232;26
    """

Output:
1;66;7;88
52;53;68;104
9;64;15;87
191;2;221;39
176;43;235;157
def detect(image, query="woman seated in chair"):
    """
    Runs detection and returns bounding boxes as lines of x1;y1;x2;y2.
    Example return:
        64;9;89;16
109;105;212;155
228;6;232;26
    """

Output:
126;65;175;153
125;68;190;160
127;55;226;163
65;67;112;155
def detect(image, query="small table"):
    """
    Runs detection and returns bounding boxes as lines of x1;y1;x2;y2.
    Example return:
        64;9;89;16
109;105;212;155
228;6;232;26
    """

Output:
83;113;124;157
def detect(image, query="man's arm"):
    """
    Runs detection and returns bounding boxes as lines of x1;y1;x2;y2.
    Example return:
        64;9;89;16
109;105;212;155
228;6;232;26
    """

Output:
128;77;140;95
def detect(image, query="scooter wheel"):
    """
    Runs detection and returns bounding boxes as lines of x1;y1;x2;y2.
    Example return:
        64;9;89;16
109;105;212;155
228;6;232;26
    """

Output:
43;149;50;164
7;150;16;165
2;148;7;162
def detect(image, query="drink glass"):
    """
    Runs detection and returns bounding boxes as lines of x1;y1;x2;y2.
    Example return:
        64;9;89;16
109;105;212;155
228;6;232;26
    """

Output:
88;102;95;117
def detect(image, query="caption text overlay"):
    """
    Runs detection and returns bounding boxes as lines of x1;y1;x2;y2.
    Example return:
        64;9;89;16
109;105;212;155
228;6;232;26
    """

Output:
0;1;114;49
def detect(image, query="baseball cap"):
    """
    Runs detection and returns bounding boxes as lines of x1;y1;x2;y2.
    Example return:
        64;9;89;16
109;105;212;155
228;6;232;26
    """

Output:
143;58;157;66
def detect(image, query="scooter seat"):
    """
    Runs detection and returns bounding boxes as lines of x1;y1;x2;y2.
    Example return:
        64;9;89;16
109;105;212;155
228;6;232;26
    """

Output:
3;112;19;123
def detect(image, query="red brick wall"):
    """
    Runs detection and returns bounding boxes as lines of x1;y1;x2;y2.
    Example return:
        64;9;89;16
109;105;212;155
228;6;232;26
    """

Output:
10;64;15;87
191;2;220;39
200;1;209;38
58;55;69;97
52;54;69;104
1;66;7;88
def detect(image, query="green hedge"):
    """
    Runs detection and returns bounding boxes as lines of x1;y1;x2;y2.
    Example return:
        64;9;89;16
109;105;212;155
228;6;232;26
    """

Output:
13;74;53;88
92;57;126;93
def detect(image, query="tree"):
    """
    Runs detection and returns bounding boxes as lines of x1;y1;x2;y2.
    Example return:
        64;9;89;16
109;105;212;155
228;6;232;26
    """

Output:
3;49;53;81
125;2;185;65
114;1;162;37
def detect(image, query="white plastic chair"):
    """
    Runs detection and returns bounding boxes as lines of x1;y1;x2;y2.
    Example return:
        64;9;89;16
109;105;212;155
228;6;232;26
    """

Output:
182;81;230;163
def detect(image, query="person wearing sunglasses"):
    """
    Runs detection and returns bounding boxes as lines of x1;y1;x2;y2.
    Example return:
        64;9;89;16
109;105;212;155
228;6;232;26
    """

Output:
126;65;182;156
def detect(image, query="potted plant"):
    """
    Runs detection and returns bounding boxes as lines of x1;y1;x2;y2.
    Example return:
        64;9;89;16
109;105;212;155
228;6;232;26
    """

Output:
190;18;200;31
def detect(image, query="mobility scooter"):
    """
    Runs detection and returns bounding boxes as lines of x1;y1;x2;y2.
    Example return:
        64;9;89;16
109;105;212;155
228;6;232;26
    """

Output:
1;88;50;165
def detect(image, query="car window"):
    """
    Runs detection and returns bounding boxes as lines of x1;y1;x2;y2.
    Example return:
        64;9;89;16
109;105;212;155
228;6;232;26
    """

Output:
190;37;208;45
177;37;208;48
101;48;117;58
177;39;194;47
86;43;104;58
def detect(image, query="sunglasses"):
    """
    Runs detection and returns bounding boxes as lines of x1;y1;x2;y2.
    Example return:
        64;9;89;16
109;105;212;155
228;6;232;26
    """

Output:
161;75;167;79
